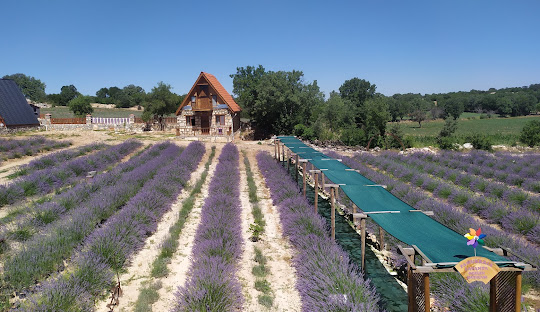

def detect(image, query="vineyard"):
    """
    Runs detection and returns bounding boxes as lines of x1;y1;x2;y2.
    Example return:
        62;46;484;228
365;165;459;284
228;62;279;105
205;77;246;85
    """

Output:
0;134;539;311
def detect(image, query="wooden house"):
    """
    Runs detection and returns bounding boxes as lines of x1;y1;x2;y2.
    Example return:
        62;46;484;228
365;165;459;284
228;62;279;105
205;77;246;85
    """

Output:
0;79;39;129
175;72;241;138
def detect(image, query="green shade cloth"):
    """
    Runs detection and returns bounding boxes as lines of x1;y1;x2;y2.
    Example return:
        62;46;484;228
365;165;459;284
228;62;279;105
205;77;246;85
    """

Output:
277;136;509;264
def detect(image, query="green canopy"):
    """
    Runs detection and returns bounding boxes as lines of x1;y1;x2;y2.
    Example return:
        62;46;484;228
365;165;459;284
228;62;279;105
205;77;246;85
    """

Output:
277;136;509;264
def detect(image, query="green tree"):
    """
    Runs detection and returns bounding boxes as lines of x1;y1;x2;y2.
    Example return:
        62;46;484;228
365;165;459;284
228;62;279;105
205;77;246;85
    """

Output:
68;96;93;116
408;98;431;127
520;120;540;147
437;119;458;149
364;97;390;147
119;84;145;108
3;73;46;102
339;78;376;127
143;82;180;130
442;97;465;120
231;66;323;138
230;65;266;118
59;85;79;106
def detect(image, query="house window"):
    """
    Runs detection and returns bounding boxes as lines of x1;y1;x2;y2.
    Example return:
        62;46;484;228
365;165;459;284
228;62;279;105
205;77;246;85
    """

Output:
212;95;218;106
215;115;225;125
191;96;196;104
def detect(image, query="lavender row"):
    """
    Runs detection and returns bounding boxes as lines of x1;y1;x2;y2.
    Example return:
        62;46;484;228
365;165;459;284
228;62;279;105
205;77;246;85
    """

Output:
257;151;380;311
355;152;540;244
416;150;540;192
330;151;540;289
2;142;179;292
375;151;540;210
8;142;107;179
0;137;71;164
19;141;205;311
0;140;142;208
0;143;168;252
173;143;244;311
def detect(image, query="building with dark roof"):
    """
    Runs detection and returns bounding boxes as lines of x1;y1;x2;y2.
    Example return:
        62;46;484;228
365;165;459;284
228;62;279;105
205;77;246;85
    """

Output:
175;72;241;137
0;79;39;128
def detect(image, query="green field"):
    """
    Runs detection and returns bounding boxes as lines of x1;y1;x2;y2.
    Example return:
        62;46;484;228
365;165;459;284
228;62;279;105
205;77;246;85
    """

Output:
393;115;540;146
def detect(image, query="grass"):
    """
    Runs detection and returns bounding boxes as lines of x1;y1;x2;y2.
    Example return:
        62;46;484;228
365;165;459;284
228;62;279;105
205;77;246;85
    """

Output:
393;115;540;146
147;146;216;280
242;151;274;309
133;281;162;312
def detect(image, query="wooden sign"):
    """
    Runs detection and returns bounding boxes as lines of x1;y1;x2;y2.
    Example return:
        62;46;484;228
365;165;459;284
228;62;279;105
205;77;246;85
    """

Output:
455;256;500;284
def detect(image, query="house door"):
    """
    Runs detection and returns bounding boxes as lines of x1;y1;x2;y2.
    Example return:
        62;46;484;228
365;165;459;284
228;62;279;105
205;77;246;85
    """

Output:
200;112;210;134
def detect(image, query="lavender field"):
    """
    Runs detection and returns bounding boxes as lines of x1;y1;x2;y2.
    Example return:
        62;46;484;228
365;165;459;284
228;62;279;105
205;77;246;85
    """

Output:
326;149;540;310
1;134;539;311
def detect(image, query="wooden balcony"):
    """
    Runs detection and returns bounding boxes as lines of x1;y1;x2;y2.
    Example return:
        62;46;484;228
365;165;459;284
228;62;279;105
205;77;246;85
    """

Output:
191;97;212;111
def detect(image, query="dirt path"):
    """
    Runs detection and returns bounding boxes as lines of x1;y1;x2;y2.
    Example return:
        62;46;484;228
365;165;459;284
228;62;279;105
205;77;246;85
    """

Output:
94;144;218;312
149;144;222;312
244;149;302;312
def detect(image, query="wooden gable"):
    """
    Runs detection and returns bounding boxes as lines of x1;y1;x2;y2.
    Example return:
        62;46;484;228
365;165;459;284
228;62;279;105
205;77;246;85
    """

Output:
175;72;241;115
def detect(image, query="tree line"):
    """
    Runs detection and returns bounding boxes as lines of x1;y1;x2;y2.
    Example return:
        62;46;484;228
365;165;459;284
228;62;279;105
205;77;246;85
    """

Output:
3;71;540;146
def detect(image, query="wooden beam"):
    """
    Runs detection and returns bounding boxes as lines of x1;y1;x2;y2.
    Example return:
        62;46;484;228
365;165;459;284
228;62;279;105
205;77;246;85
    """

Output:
516;272;522;312
490;275;497;312
413;245;433;265
314;172;319;214
360;217;366;271
295;154;299;183
379;226;385;251
302;162;307;198
423;273;430;312
330;187;335;240
286;149;290;173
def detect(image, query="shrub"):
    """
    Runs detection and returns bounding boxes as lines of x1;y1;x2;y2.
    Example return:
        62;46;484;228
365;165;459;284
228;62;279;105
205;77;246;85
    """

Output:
468;133;493;151
293;124;315;141
520;120;540;147
340;127;365;146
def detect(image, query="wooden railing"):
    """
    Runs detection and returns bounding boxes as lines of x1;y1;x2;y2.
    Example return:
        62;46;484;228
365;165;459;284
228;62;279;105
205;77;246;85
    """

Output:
50;117;85;124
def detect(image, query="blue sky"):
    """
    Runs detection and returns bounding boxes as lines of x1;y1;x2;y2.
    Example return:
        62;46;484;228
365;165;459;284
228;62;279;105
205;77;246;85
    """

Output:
1;0;539;98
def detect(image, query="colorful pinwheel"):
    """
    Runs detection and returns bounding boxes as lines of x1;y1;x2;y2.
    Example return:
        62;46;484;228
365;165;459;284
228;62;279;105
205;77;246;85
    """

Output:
464;228;486;256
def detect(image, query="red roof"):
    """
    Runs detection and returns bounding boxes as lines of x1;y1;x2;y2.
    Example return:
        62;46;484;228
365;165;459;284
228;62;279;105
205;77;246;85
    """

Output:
176;72;241;115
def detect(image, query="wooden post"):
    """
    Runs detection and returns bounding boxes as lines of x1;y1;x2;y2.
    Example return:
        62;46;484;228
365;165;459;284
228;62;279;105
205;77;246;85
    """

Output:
379;226;385;251
302;162;307;198
282;143;285;165
314;172;318;213
407;251;415;312
515;272;522;312
277;142;281;162
423;273;430;312
360;217;366;271
321;172;325;193
287;149;290;173
331;187;335;240
274;140;277;160
295;154;299;183
489;274;497;312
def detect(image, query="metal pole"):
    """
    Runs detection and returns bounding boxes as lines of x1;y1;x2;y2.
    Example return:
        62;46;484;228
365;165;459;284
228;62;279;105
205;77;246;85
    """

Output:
423;273;430;312
360;217;366;271
314;172;318;214
331;187;335;240
302;162;307;198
